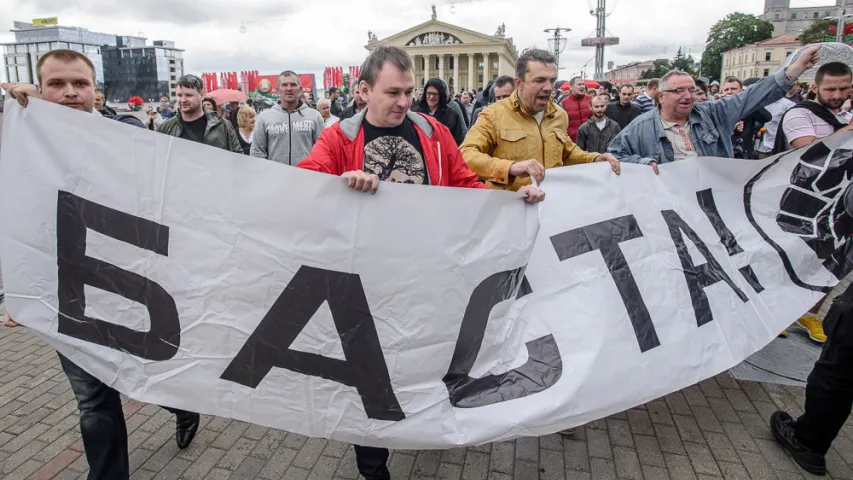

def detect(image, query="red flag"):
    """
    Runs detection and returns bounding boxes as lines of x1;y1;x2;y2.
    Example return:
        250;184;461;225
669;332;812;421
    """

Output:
337;67;343;87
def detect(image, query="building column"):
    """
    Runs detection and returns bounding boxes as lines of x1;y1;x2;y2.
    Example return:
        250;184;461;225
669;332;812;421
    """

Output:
424;54;432;86
467;53;475;92
498;53;507;77
438;54;445;81
482;52;490;89
453;53;460;91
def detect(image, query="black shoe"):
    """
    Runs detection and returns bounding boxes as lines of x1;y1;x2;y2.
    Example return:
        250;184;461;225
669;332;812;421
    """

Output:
175;413;200;449
770;411;826;475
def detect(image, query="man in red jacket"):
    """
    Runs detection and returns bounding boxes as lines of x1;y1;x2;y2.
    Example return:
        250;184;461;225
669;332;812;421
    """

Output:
561;76;593;142
297;44;543;480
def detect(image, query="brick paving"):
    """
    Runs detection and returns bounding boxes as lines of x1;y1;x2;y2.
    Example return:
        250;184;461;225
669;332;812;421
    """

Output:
0;323;850;479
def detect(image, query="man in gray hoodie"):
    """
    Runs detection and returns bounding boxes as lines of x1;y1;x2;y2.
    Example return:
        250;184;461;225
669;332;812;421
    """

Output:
251;70;324;165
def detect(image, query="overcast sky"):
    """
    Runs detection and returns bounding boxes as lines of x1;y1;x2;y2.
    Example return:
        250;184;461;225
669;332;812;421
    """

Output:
0;0;835;83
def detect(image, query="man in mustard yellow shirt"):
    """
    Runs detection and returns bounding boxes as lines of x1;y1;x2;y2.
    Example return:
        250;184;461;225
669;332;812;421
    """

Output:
462;48;620;191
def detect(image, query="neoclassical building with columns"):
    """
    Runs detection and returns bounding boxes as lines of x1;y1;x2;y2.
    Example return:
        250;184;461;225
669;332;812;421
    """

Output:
365;9;518;92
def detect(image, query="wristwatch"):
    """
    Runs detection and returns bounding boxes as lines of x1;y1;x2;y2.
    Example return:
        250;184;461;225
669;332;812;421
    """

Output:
782;67;798;83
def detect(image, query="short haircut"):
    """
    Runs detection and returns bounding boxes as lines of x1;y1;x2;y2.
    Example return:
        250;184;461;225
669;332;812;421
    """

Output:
95;90;105;97
360;45;413;87
36;49;96;84
591;94;608;105
494;75;514;89
658;70;692;91
328;87;338;95
202;97;218;111
316;98;331;108
815;61;853;85
176;74;204;92
646;78;660;90
569;76;583;86
723;76;743;89
515;48;556;79
160;95;169;101
237;105;256;129
620;84;634;93
278;70;300;86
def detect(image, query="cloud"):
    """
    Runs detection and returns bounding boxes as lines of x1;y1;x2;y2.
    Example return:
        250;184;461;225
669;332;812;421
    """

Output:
24;0;303;26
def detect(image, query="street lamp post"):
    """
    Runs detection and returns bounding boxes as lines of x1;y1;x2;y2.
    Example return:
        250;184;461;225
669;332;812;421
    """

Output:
544;27;571;76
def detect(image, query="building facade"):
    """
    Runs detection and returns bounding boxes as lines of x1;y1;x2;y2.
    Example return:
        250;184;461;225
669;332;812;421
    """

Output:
602;60;659;84
366;9;517;92
103;39;184;102
762;0;842;36
720;35;801;80
3;20;184;102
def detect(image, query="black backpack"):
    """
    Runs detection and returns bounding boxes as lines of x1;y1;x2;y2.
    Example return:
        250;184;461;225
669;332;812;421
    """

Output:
772;101;847;155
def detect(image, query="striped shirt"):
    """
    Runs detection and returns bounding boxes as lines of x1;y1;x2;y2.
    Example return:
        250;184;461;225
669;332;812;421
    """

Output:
633;93;655;113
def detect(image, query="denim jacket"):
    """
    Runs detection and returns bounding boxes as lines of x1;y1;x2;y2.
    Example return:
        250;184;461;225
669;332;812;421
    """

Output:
608;69;794;165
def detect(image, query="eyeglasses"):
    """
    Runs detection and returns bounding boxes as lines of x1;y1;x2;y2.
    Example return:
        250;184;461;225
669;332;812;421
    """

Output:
426;92;439;98
661;87;696;96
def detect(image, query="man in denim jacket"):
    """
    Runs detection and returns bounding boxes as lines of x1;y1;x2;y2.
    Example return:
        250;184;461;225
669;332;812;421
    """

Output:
608;46;820;172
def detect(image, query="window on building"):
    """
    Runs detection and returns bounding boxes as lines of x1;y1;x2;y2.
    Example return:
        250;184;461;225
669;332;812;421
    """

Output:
786;50;792;57
449;57;454;69
814;12;819;18
775;13;780;19
70;44;83;53
435;57;440;69
16;44;28;54
791;13;796;19
37;43;49;52
765;51;771;61
751;53;754;62
16;66;28;82
764;68;770;76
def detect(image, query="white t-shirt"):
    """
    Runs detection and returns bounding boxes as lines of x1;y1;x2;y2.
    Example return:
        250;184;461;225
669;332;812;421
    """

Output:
595;119;606;131
533;111;545;125
759;97;796;153
782;104;852;147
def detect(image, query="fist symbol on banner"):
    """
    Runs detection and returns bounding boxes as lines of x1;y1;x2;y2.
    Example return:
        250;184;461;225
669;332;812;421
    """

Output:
775;142;853;281
745;135;853;292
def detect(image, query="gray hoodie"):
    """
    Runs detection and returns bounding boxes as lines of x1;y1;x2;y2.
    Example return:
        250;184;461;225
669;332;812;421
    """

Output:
250;102;324;166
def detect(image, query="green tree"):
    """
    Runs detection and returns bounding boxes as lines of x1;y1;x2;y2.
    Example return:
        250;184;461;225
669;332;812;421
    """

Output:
699;13;774;82
641;59;672;79
799;19;833;44
671;47;697;75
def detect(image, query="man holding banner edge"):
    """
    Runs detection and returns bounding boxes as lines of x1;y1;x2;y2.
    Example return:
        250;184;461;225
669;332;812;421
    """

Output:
1;50;202;480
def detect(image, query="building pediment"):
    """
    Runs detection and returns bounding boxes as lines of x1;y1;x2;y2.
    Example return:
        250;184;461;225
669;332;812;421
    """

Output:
375;19;507;48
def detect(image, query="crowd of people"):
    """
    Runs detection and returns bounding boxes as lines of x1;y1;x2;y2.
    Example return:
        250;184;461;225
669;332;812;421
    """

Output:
0;40;851;479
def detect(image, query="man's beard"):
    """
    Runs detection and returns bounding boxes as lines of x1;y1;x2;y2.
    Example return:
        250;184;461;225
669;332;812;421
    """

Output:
817;91;845;110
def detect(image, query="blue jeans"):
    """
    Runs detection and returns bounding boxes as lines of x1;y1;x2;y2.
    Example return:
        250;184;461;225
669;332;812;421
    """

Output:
58;353;192;480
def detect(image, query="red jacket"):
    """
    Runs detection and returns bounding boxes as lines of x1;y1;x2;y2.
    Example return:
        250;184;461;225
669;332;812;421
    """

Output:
298;110;488;189
561;94;593;142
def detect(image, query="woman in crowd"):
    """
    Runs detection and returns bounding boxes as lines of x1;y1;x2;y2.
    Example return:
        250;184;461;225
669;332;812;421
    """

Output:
237;105;256;155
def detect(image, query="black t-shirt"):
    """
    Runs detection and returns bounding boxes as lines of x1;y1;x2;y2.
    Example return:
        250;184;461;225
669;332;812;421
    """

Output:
181;115;208;143
361;117;428;184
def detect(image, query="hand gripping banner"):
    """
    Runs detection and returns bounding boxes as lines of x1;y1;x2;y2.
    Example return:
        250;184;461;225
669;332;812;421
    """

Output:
1;99;850;448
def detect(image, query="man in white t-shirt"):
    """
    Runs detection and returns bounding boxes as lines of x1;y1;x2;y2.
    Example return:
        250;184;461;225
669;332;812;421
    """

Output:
775;61;853;344
778;61;853;152
756;84;801;159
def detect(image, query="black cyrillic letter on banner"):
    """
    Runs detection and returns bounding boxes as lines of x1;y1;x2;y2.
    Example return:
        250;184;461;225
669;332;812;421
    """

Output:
443;268;562;408
56;191;180;361
661;209;749;327
220;266;404;421
550;215;661;353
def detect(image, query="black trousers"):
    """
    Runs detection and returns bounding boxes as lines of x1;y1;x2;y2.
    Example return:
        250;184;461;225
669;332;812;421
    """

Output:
795;287;853;455
58;354;195;480
354;445;390;480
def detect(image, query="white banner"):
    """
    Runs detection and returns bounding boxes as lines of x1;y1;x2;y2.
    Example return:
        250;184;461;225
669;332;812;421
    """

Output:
1;99;850;448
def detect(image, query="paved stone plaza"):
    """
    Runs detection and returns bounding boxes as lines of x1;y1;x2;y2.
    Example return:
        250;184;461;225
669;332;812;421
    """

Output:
0;319;850;479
